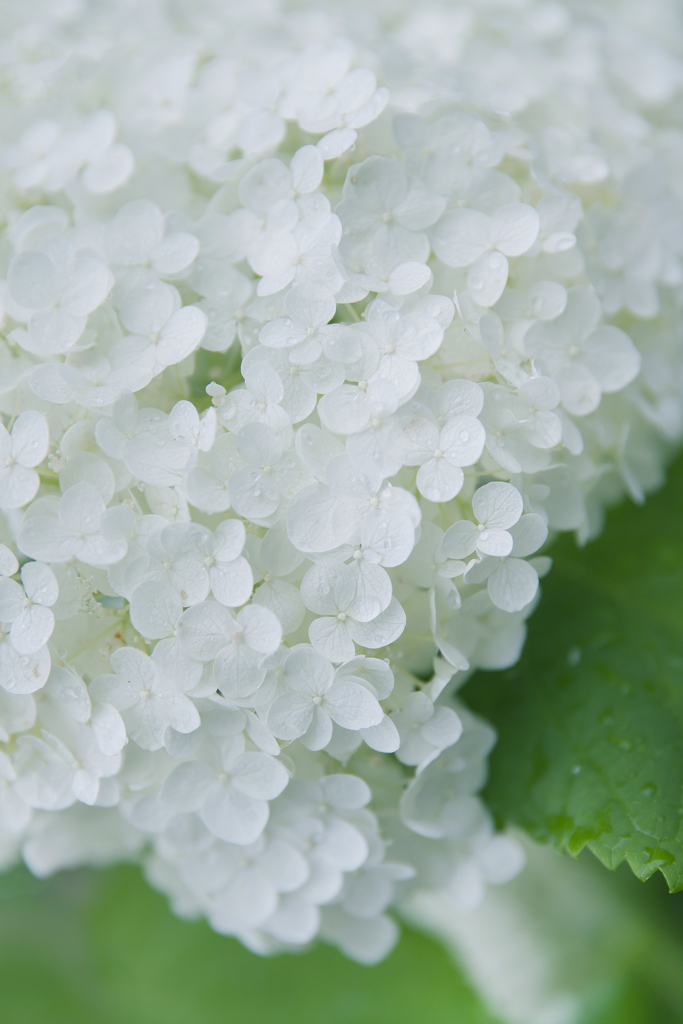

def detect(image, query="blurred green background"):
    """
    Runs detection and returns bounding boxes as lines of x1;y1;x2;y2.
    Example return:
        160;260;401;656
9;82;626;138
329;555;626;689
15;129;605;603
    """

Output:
0;862;500;1024
1;853;683;1024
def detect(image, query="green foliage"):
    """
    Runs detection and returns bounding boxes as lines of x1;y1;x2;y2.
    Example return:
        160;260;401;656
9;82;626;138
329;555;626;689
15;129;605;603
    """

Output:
0;865;501;1024
2;858;682;1024
465;456;683;890
186;345;243;410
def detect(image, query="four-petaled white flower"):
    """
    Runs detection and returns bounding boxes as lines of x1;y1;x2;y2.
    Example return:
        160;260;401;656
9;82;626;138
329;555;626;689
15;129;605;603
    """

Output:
525;285;642;416
90;647;200;751
267;646;383;750
178;600;283;697
113;268;207;378
239;146;326;220
390;409;486;503
249;212;343;297
194;520;254;608
7;237;113;354
0;561;58;655
336;155;445;289
18;483;133;567
0;411;49;509
228;423;306;523
431;203;540;307
301;562;406;663
459;512;549;612
161;734;289;845
104;200;199;278
390;692;463;768
259;286;360;366
442;482;525;560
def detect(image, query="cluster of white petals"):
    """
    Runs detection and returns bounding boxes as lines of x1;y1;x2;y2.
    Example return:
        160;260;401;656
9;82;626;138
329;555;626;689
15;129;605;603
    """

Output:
0;0;682;964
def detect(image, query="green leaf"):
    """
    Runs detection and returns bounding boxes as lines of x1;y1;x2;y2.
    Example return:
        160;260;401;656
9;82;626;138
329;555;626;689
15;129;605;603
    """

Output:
186;345;243;410
464;455;683;890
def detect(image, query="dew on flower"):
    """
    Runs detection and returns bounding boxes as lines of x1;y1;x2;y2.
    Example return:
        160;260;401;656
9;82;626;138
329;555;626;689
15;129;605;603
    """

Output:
0;0;680;972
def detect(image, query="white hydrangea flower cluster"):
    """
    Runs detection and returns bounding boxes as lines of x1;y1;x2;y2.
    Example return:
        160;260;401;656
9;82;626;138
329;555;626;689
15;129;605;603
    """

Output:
0;0;682;964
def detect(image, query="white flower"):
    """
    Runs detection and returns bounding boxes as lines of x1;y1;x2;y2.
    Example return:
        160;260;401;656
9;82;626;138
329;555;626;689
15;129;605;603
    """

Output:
0;750;30;832
217;362;292;437
343;507;416;617
390;692;462;767
333;656;398;754
249;521;304;635
362;298;446;401
266;646;383;750
532;192;583;255
478;378;562;474
390;409;485;503
395;112;505;195
7;110;134;195
195;266;254;353
476;311;528;388
273;773;372;861
337;155;445;273
431;203;540;306
127;580;203;691
259;286;360;365
399;521;465;609
95;392;164;462
335;859;415;924
0;561;58;655
399;713;496;838
540;125;609;186
0;627;50;695
238;146;325;220
495;281;568;322
189;87;287;184
317;353;390;436
0;545;19;578
287;454;419;554
161;734;288;845
342;383;406;479
13;666;126;807
282;47;388;152
90;647;200;751
461;513;549;612
167;401;217;471
13;726;121;810
104;200;199;278
524;285;641;415
228;423;306;523
124;523;210;605
31;347;153;409
125;401;214;489
6;237;113;354
249;211;343;297
0;411;49;509
301;562;406;662
578;199;683;320
243;345;344;424
113;269;207;378
435;590;532;674
442;482;525;560
18;483;133;567
0;0;681;965
195;520;254;609
185;432;241;514
177;601;282;698
202;834;310;934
